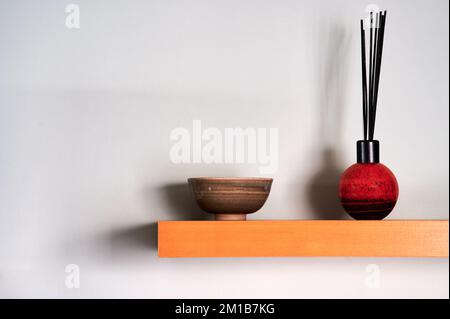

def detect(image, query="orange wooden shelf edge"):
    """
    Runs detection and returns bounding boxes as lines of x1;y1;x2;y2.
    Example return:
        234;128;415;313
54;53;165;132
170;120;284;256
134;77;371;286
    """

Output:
158;220;449;258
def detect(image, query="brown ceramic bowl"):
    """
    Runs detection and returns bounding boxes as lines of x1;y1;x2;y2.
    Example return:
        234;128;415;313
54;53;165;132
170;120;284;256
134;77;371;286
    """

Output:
188;177;273;221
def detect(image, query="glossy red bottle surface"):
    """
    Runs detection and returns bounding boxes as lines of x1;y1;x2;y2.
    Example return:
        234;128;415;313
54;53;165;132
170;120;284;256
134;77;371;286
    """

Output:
339;163;399;220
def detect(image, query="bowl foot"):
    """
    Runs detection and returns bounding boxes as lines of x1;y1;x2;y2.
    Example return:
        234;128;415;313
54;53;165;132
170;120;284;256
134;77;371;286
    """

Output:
215;214;246;221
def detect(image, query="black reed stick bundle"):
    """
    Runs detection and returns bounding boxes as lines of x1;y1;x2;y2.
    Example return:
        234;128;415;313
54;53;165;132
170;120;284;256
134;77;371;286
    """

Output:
360;10;387;140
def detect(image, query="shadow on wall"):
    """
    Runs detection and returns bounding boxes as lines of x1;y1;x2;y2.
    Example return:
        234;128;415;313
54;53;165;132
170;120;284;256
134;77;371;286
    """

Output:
305;24;351;220
103;182;211;256
158;183;212;221
307;148;347;219
106;183;210;255
59;222;158;264
109;222;158;252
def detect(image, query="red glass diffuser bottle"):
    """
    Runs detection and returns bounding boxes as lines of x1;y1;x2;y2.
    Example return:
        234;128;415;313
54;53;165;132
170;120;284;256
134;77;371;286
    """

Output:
339;11;399;220
339;141;398;220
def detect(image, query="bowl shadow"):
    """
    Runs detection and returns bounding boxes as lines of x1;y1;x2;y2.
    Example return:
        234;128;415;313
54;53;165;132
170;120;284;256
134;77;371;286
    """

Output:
158;183;213;220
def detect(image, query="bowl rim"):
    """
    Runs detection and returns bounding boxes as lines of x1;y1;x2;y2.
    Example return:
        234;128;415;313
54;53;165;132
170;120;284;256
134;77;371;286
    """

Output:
188;177;273;182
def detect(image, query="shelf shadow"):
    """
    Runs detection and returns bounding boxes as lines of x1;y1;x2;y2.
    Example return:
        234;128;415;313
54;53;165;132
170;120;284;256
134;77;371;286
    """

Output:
109;222;158;252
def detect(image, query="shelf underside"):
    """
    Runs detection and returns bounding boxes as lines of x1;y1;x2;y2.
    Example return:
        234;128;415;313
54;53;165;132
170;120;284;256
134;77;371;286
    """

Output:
158;220;449;258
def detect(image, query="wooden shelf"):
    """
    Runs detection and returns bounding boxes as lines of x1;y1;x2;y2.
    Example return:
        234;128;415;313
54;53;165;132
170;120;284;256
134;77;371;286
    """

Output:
158;220;449;258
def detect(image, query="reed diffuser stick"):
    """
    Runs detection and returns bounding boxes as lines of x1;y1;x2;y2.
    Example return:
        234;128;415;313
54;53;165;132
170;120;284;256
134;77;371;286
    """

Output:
360;20;368;140
360;10;387;141
368;12;373;137
370;11;387;139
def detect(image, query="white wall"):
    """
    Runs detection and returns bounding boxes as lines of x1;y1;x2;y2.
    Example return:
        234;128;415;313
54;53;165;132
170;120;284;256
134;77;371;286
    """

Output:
0;0;448;298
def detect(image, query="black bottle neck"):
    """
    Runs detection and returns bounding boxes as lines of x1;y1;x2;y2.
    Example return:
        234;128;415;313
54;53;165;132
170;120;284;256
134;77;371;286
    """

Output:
357;140;380;163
